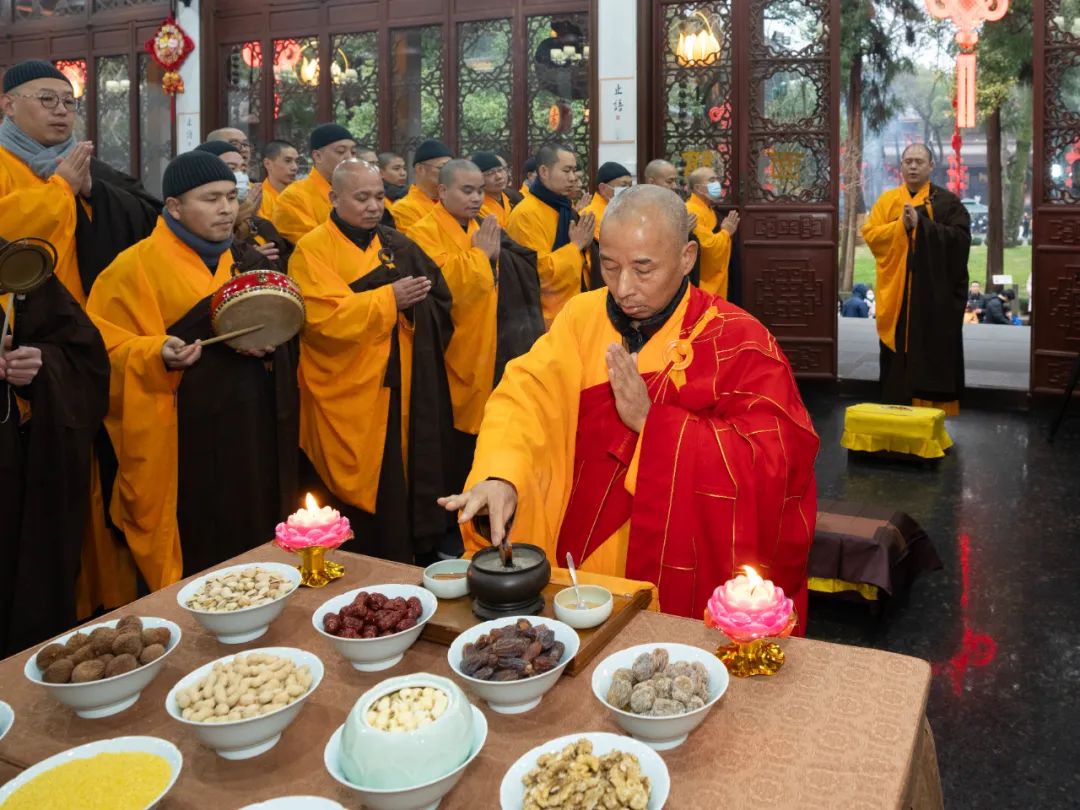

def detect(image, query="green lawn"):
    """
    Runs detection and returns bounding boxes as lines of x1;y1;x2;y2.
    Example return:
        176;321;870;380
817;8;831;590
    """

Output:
851;244;1032;301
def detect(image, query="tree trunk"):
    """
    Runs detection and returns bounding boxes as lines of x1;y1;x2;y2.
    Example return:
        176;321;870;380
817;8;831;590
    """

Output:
840;55;863;294
1004;136;1030;249
985;106;1004;287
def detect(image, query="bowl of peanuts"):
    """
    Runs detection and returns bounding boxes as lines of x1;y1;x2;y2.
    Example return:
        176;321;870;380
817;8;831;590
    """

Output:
164;647;323;760
177;563;301;645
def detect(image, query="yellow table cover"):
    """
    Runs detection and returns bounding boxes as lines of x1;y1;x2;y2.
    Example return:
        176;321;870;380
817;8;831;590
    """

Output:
840;403;953;459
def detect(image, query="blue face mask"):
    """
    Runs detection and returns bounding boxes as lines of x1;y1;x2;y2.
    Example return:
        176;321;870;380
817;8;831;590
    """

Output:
706;180;723;199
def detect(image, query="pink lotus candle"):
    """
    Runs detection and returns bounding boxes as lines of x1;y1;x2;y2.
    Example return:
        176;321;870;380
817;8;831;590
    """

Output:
275;493;352;552
706;566;795;642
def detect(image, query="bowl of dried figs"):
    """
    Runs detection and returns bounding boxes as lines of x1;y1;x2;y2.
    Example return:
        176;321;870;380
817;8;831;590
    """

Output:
590;643;729;750
23;615;182;718
447;617;579;715
177;562;301;645
312;585;438;672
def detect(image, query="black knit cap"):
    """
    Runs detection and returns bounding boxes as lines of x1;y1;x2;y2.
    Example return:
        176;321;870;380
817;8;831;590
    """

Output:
309;123;354;152
195;140;241;158
522;156;538;175
470;152;502;173
414;139;452;164
596;161;632;185
162;151;236;199
2;59;70;93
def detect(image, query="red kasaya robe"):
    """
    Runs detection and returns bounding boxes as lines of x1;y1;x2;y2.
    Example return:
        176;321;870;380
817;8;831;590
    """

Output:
464;285;819;628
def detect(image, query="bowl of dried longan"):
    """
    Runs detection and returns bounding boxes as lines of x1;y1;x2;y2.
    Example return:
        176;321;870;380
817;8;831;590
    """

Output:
177;562;301;645
23;615;182;719
164;647;323;760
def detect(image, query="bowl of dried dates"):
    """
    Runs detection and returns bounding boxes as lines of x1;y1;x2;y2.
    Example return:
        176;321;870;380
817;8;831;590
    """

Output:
447;617;579;715
312;585;438;672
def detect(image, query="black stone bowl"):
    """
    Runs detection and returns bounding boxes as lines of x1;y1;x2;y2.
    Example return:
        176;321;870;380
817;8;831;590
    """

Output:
467;542;551;620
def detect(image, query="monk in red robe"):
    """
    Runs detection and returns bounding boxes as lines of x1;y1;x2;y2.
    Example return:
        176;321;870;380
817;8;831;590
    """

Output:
440;185;819;627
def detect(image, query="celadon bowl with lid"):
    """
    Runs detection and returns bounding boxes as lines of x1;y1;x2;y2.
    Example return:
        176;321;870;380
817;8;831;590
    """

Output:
339;672;475;790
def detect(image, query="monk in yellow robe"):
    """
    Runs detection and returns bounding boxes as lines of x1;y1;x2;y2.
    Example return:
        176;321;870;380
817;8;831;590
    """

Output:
506;144;596;326
272;123;357;244
391;139;452;233
379;151;409;207
580;161;633;240
406;159;544;486
862;143;970;413
257;139;299;220
686;167;739;298
441;185;818;626
643;159;679;191
519;156;537;199
472;151;514;228
87;151;298;590
1;59;159;622
290;159;458;565
206;126;251;170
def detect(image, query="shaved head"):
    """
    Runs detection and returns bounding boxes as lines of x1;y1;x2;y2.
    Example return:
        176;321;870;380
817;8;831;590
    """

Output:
644;159;678;191
902;143;934;164
439;158;480;187
603;184;689;250
332;158;381;193
688;167;713;188
438;160;485;223
330;159;385;230
207;127;245;143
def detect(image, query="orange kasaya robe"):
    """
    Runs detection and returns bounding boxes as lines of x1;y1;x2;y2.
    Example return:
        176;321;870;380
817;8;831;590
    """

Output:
406;205;499;435
686;194;732;299
463;285;819;626
479;192;513;229
862;184;969;414
579;193;608;240
520;181;532;199
391;185;438;234
0;145;138;615
271;170;332;245
258;180;281;220
506;193;584;327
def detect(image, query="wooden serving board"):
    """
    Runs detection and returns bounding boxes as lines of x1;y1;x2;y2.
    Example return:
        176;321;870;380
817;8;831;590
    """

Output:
419;580;652;676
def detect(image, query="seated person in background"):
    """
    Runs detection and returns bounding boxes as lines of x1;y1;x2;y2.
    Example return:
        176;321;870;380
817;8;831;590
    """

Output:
841;283;871;318
967;281;986;323
982;287;1015;325
439;185;819;627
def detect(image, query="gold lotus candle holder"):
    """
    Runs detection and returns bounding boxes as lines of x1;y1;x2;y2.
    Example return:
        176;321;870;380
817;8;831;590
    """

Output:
705;566;797;678
275;493;351;588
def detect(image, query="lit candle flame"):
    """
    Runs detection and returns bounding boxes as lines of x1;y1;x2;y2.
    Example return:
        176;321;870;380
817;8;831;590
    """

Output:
304;492;319;511
742;565;762;598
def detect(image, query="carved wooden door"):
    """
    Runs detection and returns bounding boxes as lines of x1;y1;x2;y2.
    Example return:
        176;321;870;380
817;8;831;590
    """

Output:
649;0;839;379
1032;0;1080;395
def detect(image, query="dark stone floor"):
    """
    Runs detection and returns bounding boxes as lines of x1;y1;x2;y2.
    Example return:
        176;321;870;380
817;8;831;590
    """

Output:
799;385;1080;809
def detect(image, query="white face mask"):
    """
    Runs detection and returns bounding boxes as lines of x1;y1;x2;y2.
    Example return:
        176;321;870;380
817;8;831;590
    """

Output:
234;171;251;200
611;185;630;198
706;180;723;200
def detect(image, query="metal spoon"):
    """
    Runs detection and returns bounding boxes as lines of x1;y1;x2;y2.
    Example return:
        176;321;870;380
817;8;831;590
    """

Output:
565;552;585;609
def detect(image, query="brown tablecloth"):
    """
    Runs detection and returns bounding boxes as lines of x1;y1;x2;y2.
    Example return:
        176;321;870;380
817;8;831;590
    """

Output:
0;546;943;809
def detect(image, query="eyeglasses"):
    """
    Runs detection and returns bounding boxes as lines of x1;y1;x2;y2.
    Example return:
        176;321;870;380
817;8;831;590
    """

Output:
10;92;79;112
228;139;251;153
483;167;508;178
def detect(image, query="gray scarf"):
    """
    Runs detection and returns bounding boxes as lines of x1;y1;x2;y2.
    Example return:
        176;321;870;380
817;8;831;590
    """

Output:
0;117;76;180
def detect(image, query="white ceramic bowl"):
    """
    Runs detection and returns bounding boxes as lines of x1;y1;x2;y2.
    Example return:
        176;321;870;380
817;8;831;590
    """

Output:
591;642;730;751
312;584;437;672
0;735;182;808
447;617;579;715
0;700;12;742
165;646;323;760
421;560;470;600
340;673;474;789
240;798;345;810
553;584;614;629
23;616;182;719
325;705;487;810
499;731;670;810
177;562;301;645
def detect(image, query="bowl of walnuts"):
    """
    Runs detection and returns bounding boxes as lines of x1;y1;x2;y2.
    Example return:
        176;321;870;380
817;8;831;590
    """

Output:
177;562;301;645
23;615;182;719
311;585;438;672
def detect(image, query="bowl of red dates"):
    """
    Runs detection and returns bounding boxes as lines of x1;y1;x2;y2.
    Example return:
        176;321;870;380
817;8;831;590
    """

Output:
312;585;438;672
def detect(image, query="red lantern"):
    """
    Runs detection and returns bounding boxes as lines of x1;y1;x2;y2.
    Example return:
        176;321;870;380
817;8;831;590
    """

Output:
241;41;263;70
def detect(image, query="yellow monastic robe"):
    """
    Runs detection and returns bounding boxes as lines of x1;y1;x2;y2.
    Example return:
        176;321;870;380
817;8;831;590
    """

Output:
86;218;235;591
579;193;607;240
271;170;332;245
520;182;532;199
0;146;82;304
289;221;415;512
258;180;280;220
479;192;513;229
391;185;438;234
0;146;137;615
506;194;583;327
464;288;690;582
686;194;732;298
406;204;497;435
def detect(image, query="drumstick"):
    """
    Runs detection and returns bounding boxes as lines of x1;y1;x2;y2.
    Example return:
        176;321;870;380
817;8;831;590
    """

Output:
197;323;266;347
0;296;13;361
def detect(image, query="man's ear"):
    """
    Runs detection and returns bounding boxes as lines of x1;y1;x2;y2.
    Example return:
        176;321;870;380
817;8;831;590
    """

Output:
681;238;699;277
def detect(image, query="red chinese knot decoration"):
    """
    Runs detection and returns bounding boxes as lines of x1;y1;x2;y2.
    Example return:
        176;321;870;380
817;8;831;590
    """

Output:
925;0;1010;129
145;16;195;98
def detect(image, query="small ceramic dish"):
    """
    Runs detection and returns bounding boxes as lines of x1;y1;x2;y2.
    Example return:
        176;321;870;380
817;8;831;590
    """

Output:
553;584;613;629
422;560;470;600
